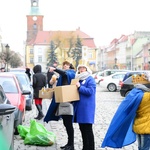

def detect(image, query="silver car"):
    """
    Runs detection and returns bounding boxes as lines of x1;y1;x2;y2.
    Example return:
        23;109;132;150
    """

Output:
0;85;16;150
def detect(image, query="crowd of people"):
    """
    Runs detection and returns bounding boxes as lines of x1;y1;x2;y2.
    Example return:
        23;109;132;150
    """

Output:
31;61;150;150
32;61;96;150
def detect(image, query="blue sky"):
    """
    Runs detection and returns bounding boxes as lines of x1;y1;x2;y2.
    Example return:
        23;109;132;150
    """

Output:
0;0;150;54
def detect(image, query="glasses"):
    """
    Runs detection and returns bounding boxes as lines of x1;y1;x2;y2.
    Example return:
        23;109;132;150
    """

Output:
78;67;86;69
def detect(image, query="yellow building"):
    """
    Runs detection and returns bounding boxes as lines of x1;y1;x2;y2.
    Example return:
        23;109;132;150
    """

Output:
26;0;97;72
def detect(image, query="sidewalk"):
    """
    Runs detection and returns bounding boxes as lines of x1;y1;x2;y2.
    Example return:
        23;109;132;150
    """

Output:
14;88;138;150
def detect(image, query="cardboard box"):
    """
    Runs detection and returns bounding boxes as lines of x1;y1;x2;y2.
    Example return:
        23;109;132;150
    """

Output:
39;88;54;99
54;79;79;103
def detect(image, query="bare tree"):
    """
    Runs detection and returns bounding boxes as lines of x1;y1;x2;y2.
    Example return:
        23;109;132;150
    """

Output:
0;45;23;71
9;53;23;68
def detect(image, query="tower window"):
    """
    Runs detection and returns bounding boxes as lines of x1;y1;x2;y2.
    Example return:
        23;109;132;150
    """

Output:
33;23;37;29
32;0;38;7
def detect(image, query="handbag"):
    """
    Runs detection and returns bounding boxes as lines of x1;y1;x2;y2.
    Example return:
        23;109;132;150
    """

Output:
55;102;73;116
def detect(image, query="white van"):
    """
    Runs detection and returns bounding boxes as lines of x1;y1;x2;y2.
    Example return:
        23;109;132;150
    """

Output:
94;69;129;84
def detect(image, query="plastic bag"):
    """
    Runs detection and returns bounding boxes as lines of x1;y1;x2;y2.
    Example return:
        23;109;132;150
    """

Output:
17;125;30;139
18;120;56;146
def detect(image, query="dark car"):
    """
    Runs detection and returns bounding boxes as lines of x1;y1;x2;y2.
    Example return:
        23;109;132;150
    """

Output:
120;70;150;97
0;85;16;150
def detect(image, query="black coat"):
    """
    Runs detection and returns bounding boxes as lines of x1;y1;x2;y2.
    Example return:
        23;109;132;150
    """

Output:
33;65;46;98
47;71;54;88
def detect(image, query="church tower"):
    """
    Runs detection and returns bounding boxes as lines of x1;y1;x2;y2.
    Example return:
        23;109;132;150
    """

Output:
26;0;43;43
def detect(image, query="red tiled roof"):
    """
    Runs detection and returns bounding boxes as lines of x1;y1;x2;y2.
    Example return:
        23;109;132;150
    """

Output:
118;35;128;43
29;29;96;48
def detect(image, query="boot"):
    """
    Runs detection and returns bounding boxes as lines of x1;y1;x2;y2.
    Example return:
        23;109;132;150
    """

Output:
60;144;68;149
64;145;74;150
36;104;44;120
34;105;39;119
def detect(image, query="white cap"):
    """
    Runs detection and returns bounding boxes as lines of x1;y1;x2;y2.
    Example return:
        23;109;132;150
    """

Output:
77;64;92;74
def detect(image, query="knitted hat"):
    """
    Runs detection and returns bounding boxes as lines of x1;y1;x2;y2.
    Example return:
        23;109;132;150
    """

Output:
77;64;92;74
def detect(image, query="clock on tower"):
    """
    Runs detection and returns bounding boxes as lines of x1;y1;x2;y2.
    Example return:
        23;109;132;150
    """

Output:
32;16;37;21
27;0;43;42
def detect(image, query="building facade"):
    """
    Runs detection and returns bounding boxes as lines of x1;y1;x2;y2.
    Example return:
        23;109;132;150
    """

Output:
25;0;97;72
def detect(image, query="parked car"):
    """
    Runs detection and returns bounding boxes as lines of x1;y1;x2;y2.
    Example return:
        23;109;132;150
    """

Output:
100;72;127;92
11;72;33;111
0;73;30;134
0;85;16;150
94;69;130;84
120;70;150;97
9;67;34;84
94;71;103;84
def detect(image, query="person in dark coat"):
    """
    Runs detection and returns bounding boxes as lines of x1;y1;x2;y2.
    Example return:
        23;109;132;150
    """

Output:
33;65;46;120
75;64;96;150
44;61;75;150
25;68;31;81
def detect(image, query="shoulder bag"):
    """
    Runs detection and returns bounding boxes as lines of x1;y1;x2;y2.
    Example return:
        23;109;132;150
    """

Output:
55;102;73;116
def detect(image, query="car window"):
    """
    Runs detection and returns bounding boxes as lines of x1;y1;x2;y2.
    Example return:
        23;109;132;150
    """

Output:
0;90;5;103
112;74;125;79
0;77;18;93
16;75;29;86
98;72;104;76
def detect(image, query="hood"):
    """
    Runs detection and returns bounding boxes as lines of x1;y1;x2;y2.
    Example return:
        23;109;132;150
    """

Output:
33;65;41;73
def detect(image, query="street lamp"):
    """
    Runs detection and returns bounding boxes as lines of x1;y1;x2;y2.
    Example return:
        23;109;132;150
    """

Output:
5;44;10;72
5;44;10;49
114;58;118;69
114;57;117;65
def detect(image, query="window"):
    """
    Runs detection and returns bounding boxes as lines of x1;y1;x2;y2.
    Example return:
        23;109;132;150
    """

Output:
38;56;42;62
30;49;33;54
38;48;42;54
88;52;93;58
30;57;33;63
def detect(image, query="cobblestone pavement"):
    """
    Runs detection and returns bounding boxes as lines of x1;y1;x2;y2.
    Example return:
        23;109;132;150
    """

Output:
14;86;138;150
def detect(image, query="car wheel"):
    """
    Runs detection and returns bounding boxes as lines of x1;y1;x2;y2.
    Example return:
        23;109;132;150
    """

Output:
107;83;117;92
125;91;130;97
14;110;25;135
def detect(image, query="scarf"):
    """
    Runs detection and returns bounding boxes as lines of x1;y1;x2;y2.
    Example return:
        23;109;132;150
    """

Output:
75;71;91;80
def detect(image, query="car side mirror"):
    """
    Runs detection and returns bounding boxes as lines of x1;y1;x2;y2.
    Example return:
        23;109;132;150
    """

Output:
0;104;16;115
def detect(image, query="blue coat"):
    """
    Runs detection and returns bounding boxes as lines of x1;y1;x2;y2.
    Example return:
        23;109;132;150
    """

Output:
101;88;144;148
44;69;75;123
73;76;96;124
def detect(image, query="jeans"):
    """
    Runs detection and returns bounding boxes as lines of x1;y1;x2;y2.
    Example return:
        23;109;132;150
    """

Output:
137;134;150;150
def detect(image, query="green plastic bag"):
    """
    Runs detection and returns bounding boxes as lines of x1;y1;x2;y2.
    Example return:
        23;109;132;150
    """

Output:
24;120;56;146
17;125;30;139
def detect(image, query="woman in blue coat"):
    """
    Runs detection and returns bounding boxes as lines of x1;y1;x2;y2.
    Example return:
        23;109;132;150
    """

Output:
74;64;96;150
